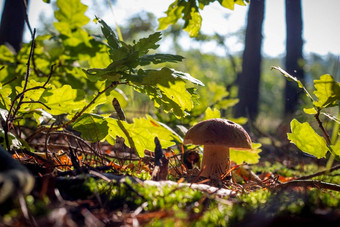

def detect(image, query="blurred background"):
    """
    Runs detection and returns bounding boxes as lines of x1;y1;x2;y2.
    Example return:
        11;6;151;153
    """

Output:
1;0;339;135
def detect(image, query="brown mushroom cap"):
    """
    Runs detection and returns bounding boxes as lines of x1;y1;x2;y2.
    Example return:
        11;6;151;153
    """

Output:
183;118;252;150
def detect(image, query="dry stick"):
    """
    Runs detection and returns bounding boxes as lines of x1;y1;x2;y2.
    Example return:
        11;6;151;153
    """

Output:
296;164;340;180
272;180;340;192
4;29;36;152
41;131;102;157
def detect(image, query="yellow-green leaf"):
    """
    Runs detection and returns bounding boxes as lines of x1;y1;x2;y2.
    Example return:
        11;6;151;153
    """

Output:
313;74;340;108
72;113;109;142
40;85;86;115
158;0;185;31
219;0;236;10
287;119;329;158
203;107;221;120
183;8;202;37
106;115;181;157
54;0;89;29
0;83;12;109
230;143;262;164
303;107;317;115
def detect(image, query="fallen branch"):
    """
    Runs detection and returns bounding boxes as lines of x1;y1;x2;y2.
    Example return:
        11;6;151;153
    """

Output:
271;180;340;192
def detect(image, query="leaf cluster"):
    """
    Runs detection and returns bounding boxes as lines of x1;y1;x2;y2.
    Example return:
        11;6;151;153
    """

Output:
272;67;340;160
0;0;205;157
158;0;249;37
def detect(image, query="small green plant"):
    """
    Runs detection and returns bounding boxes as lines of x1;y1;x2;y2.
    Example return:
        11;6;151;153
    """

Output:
272;66;340;163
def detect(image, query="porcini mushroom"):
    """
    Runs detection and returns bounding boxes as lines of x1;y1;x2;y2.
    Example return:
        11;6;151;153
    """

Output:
183;118;252;180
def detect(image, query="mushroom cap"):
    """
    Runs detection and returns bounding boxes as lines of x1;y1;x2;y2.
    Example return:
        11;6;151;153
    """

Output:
183;118;252;150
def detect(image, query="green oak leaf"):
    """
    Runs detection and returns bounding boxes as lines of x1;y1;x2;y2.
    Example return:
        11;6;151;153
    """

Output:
313;74;340;108
230;143;262;165
125;67;203;118
218;0;247;10
207;82;229;102
54;0;90;29
141;68;203;117
134;32;161;56
287;119;329;158
139;54;184;66
303;107;317;115
106;115;181;157
95;17;120;49
39;85;86;115
72;113;109;142
158;0;247;36
183;7;202;37
158;0;185;31
203;107;221;120
0;45;14;62
0;83;12;109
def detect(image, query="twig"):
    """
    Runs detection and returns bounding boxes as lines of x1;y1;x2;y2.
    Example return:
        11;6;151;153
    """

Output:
296;164;340;180
58;166;115;176
39;130;104;159
2;75;18;86
4;29;36;152
314;109;331;145
22;0;33;37
20;148;48;163
272;180;340;191
20;101;51;110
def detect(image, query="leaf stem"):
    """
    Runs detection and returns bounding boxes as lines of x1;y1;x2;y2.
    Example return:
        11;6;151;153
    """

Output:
314;108;331;146
271;66;314;102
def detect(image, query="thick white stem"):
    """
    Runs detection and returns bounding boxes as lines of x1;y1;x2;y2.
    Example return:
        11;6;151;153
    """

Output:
200;145;230;179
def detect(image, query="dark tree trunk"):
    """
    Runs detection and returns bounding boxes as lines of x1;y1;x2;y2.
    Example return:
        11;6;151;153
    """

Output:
234;0;265;121
0;0;28;53
284;0;304;115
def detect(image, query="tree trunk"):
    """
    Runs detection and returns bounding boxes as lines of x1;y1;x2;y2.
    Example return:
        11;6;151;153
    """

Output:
284;0;304;115
0;0;29;53
234;0;265;121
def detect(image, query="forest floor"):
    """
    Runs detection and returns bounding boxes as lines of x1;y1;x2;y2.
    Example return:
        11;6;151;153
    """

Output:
1;140;340;226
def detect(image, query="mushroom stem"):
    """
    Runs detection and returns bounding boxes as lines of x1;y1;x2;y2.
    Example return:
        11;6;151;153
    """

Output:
200;145;230;179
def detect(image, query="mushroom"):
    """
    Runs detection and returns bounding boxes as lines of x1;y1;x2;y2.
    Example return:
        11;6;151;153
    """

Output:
183;118;252;180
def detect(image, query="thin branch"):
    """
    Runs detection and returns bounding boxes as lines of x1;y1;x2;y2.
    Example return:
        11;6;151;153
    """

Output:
22;0;33;37
296;164;340;180
20;101;51;110
272;180;340;192
4;29;36;152
2;75;18;86
10;29;36;120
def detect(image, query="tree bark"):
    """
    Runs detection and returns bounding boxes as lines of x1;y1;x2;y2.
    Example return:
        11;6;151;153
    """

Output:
0;0;29;53
284;0;304;115
234;0;265;121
